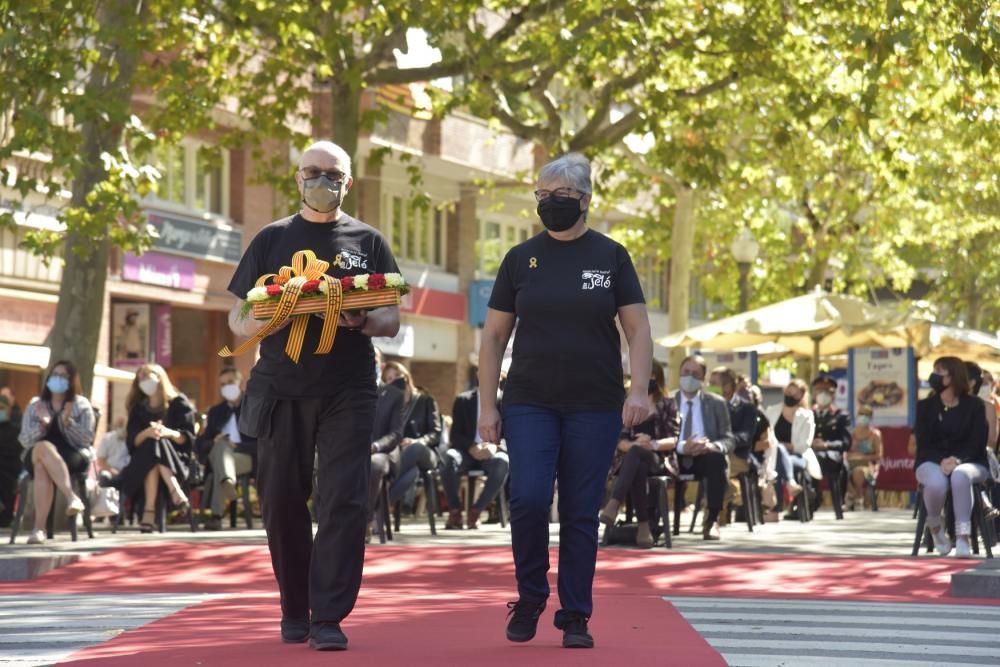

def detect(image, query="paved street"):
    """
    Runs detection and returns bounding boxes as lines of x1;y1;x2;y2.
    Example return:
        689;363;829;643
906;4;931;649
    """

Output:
1;508;997;666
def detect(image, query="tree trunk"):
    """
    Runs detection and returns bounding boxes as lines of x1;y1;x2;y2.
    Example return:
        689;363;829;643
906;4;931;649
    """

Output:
966;273;980;330
666;184;698;390
48;1;143;396
330;80;362;217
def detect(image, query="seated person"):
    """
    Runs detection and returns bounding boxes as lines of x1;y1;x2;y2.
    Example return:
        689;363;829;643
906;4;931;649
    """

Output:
19;361;95;544
764;379;813;509
847;405;882;509
441;384;511;530
118;364;195;533
195;367;256;530
811;373;852;510
599;376;678;548
96;417;130;485
368;358;405;530
382;363;444;510
0;394;23;528
673;355;734;541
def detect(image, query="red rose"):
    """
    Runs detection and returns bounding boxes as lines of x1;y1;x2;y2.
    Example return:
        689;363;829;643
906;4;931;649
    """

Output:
266;284;283;296
341;276;355;290
302;279;320;293
368;274;386;290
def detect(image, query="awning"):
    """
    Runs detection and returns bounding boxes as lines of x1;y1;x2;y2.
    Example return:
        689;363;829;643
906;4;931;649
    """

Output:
0;342;135;384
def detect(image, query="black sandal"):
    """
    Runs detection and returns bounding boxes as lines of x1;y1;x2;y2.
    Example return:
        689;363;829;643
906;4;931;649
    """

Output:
140;510;155;533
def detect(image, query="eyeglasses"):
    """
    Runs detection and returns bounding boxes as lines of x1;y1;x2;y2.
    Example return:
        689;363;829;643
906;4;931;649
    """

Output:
533;187;587;202
299;167;346;182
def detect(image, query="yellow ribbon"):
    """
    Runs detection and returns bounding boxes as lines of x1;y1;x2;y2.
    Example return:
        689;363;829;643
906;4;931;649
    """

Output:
219;250;343;363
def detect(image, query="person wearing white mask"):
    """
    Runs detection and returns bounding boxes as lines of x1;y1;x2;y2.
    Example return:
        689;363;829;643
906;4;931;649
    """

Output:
118;363;195;533
196;367;256;530
847;405;882;510
811;373;852;514
18;361;95;543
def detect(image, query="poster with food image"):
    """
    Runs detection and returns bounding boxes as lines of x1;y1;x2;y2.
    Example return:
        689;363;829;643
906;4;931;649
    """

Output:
847;347;916;427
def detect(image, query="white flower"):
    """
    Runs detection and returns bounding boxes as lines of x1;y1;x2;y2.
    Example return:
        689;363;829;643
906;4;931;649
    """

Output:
353;274;369;290
246;286;270;303
319;280;330;294
385;273;406;288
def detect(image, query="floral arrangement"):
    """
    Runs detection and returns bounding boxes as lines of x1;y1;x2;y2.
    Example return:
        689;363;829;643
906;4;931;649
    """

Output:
239;272;409;319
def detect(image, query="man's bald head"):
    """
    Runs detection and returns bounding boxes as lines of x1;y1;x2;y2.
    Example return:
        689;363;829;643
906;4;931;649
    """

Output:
299;140;352;178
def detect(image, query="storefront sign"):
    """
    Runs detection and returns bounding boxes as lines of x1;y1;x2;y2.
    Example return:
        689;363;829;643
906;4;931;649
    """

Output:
0;297;55;345
696;350;758;386
112;303;151;369
147;211;242;264
401;286;466;323
468;279;494;328
154;304;172;367
847;347;916;427
123;252;196;290
373;324;415;358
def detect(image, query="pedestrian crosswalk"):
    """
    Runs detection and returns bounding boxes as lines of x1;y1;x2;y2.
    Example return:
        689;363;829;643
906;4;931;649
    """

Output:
0;593;222;666
667;596;1000;667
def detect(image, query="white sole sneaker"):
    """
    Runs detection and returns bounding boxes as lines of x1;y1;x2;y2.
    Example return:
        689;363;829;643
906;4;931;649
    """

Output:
66;496;85;516
930;527;953;556
955;537;974;558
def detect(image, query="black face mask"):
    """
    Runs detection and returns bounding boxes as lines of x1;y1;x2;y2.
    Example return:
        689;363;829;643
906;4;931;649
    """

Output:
783;394;800;407
537;195;583;232
928;372;947;394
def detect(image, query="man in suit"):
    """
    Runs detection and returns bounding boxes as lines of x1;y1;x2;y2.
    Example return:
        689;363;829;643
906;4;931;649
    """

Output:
440;384;510;530
675;355;735;540
196;367;256;530
368;348;405;527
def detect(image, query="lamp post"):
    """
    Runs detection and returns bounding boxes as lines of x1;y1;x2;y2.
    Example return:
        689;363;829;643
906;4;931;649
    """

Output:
730;227;759;312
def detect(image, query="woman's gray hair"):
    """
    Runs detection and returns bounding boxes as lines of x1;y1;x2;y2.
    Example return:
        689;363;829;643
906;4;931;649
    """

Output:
538;152;592;194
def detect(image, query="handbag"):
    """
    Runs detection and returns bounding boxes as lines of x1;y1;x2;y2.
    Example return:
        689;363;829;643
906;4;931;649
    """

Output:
86;466;120;518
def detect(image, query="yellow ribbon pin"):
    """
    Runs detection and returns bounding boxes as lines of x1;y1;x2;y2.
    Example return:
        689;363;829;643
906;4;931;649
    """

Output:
219;249;343;364
529;257;538;268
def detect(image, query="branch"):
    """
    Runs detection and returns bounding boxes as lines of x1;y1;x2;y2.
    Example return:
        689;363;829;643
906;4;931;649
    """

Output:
672;70;739;99
801;185;823;233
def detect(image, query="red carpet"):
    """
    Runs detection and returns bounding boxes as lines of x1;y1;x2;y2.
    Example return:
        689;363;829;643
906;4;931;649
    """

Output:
0;543;994;666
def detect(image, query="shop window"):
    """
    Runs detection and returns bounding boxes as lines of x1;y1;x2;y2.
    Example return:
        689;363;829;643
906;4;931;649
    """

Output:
382;193;447;269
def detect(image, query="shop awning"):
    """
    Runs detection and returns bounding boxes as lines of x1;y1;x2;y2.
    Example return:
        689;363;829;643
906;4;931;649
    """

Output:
0;342;135;384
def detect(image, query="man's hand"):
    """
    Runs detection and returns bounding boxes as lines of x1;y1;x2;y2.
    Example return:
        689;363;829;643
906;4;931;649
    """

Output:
685;437;709;456
470;443;496;461
812;438;828;451
479;404;502;444
400;437;414;449
622;392;649;428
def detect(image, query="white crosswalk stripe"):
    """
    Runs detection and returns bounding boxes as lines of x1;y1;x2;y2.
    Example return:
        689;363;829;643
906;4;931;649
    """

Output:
667;596;1000;667
0;593;223;667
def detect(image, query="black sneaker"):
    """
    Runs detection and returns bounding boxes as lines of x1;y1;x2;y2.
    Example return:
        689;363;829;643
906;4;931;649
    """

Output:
555;611;593;649
309;622;348;651
505;599;545;642
280;618;310;644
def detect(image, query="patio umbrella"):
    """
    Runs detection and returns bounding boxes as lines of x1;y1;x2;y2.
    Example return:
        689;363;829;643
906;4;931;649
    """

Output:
657;289;929;373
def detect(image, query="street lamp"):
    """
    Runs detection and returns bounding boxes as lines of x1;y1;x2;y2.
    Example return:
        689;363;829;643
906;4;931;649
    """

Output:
730;227;759;312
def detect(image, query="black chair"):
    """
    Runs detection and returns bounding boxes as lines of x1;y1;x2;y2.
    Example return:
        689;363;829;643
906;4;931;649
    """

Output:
689;470;758;533
198;472;254;530
390;467;442;536
911;482;995;558
673;473;698;535
600;476;672;549
374;475;393;544
464;469;509;527
9;470;94;544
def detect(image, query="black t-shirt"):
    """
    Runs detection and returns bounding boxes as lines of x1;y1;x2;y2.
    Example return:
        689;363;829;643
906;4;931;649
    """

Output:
227;213;400;399
488;229;645;413
774;414;792;445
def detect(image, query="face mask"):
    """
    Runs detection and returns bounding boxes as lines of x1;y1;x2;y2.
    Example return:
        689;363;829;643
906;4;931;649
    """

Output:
856;415;871;427
139;377;160;397
979;385;993;401
536;194;583;232
928;372;947;394
220;383;241;403
783;394;800;408
47;376;70;394
0;410;8;423
302;175;344;213
679;376;702;394
815;391;833;408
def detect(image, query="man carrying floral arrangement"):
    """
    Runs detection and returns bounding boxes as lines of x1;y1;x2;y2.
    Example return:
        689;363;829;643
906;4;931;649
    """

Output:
226;140;401;652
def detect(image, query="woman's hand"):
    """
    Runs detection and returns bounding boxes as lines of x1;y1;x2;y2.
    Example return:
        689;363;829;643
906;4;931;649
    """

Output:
940;456;960;475
61;402;73;426
479;404;502;444
36;403;51;427
622;393;648;429
636;433;654;450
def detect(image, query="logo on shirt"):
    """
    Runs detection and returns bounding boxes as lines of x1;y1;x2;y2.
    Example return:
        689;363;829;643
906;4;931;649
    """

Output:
334;248;369;270
529;257;538;269
581;269;612;290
